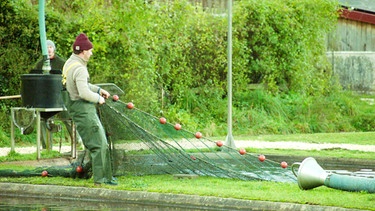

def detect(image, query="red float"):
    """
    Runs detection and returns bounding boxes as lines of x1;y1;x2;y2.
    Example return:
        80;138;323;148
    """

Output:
76;166;83;173
174;123;181;130
159;117;167;124
127;102;134;109
112;95;119;101
258;154;266;162
216;141;223;147
195;132;202;139
239;148;246;155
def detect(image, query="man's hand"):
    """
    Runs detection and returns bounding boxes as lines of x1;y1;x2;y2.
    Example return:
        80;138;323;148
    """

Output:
98;96;105;105
100;89;110;99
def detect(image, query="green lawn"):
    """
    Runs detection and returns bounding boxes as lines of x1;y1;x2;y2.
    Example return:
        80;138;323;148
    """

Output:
0;132;374;210
0;174;374;210
233;131;375;145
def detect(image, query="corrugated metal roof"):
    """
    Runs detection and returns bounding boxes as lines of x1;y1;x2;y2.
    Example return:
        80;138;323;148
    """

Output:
339;0;375;12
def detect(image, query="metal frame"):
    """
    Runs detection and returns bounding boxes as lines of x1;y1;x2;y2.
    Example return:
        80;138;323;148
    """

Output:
10;107;76;160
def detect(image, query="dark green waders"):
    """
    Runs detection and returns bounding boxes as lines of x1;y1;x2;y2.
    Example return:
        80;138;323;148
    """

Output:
62;91;113;184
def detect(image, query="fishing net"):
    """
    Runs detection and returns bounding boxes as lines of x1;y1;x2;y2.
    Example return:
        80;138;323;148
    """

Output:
0;160;92;179
1;83;296;182
99;98;297;183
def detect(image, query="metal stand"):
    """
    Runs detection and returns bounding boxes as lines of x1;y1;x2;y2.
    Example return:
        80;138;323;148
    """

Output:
11;107;76;160
70;121;76;159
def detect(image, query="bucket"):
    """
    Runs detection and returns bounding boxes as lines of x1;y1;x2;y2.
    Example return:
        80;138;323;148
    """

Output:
21;74;64;109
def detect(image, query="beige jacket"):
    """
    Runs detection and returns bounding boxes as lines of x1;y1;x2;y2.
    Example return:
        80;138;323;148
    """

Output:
62;54;101;103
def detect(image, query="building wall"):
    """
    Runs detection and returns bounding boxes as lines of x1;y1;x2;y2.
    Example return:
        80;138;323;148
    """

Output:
328;18;375;51
327;51;375;93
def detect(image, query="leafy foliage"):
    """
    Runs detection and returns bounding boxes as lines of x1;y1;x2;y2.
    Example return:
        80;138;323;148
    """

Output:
1;0;375;147
233;0;339;94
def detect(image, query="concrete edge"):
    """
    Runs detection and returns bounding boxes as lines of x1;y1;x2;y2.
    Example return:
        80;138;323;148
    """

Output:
0;183;360;211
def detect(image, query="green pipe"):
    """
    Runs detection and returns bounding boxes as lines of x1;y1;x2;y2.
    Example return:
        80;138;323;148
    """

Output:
38;0;50;74
325;174;375;193
293;157;375;193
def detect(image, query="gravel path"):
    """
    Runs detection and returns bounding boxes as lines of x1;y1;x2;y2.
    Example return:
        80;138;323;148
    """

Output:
0;146;72;157
1;140;375;157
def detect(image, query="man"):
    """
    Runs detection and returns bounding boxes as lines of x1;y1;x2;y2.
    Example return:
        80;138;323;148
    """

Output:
33;40;82;150
62;33;117;186
34;40;65;72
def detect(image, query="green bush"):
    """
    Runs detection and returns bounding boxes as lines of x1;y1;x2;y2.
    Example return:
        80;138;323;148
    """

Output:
2;0;375;146
233;0;339;95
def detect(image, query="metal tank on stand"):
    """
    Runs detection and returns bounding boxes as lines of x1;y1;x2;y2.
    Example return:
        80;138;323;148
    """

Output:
9;0;77;160
10;73;68;160
20;74;64;118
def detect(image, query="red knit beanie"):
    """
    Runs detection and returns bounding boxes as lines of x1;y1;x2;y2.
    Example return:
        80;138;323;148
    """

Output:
73;33;93;51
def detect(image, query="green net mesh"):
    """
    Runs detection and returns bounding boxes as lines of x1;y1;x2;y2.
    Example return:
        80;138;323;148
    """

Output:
99;99;297;183
1;84;296;183
0;159;92;179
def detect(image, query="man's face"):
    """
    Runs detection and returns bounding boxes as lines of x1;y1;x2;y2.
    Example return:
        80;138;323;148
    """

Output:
47;45;55;59
82;49;93;61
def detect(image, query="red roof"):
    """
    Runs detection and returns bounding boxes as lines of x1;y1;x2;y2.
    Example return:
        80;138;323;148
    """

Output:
340;8;375;25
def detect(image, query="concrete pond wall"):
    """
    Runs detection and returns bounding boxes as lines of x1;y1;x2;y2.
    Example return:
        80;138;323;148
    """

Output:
327;51;375;93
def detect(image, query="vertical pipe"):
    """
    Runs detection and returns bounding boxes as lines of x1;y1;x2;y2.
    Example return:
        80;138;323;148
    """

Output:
10;109;15;152
38;0;50;74
224;0;236;148
36;110;41;160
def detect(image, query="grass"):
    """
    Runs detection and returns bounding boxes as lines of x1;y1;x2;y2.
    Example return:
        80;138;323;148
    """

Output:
0;174;374;210
224;131;375;145
0;132;375;210
0;149;64;162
